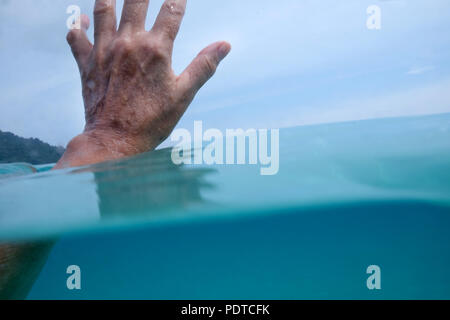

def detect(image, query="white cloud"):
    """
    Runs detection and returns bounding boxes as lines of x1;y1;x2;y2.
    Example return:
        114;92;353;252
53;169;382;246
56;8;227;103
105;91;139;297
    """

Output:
277;78;450;129
407;66;435;75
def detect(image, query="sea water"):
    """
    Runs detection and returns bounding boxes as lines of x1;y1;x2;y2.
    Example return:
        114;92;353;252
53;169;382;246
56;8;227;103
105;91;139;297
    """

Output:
1;114;450;299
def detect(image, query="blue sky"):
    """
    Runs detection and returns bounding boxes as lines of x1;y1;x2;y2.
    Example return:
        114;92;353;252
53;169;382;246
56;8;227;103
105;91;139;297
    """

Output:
0;0;450;146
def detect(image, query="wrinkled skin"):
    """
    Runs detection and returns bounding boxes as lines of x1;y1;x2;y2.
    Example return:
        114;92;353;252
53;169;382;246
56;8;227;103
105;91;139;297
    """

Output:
0;0;230;299
55;0;230;168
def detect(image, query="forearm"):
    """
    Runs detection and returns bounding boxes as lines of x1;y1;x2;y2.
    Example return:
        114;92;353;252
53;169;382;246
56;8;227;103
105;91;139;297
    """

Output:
0;0;229;300
0;242;53;300
0;132;118;299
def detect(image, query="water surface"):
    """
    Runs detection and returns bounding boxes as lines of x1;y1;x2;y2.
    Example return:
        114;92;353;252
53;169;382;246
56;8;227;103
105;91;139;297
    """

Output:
1;114;449;299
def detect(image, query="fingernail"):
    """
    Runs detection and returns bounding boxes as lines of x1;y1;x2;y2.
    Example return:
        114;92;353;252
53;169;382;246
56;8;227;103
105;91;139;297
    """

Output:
218;43;231;60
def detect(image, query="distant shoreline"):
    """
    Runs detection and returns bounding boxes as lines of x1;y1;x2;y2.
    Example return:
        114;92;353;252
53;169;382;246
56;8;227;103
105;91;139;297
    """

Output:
0;130;65;165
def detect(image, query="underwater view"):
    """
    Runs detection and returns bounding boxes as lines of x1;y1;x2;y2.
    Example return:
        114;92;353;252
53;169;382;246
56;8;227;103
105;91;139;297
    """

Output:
1;113;449;299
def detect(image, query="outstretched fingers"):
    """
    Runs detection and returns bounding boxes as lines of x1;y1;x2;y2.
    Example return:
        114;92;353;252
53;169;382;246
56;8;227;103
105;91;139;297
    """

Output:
94;0;117;47
177;42;231;102
119;0;150;33
152;0;186;46
67;14;93;69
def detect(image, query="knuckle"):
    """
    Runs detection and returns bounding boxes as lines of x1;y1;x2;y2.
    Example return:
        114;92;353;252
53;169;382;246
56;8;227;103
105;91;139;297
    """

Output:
94;50;106;64
93;45;110;64
202;55;217;76
144;40;167;59
164;1;185;17
114;37;133;54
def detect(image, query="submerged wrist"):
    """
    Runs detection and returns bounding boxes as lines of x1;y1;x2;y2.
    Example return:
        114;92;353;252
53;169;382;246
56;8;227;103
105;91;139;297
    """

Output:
53;130;146;169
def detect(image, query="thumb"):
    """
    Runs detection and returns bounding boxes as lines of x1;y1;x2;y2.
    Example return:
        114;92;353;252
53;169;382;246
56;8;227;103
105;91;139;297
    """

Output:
177;41;231;100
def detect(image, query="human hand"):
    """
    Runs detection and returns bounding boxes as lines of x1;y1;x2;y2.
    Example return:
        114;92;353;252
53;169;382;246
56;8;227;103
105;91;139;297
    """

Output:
56;0;230;168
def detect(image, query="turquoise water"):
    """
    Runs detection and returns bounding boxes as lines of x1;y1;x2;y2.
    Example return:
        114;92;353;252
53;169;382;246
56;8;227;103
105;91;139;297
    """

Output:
1;114;450;299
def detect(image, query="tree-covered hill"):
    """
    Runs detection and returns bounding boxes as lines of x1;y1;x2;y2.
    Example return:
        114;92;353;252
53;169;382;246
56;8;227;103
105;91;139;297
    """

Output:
0;130;65;165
